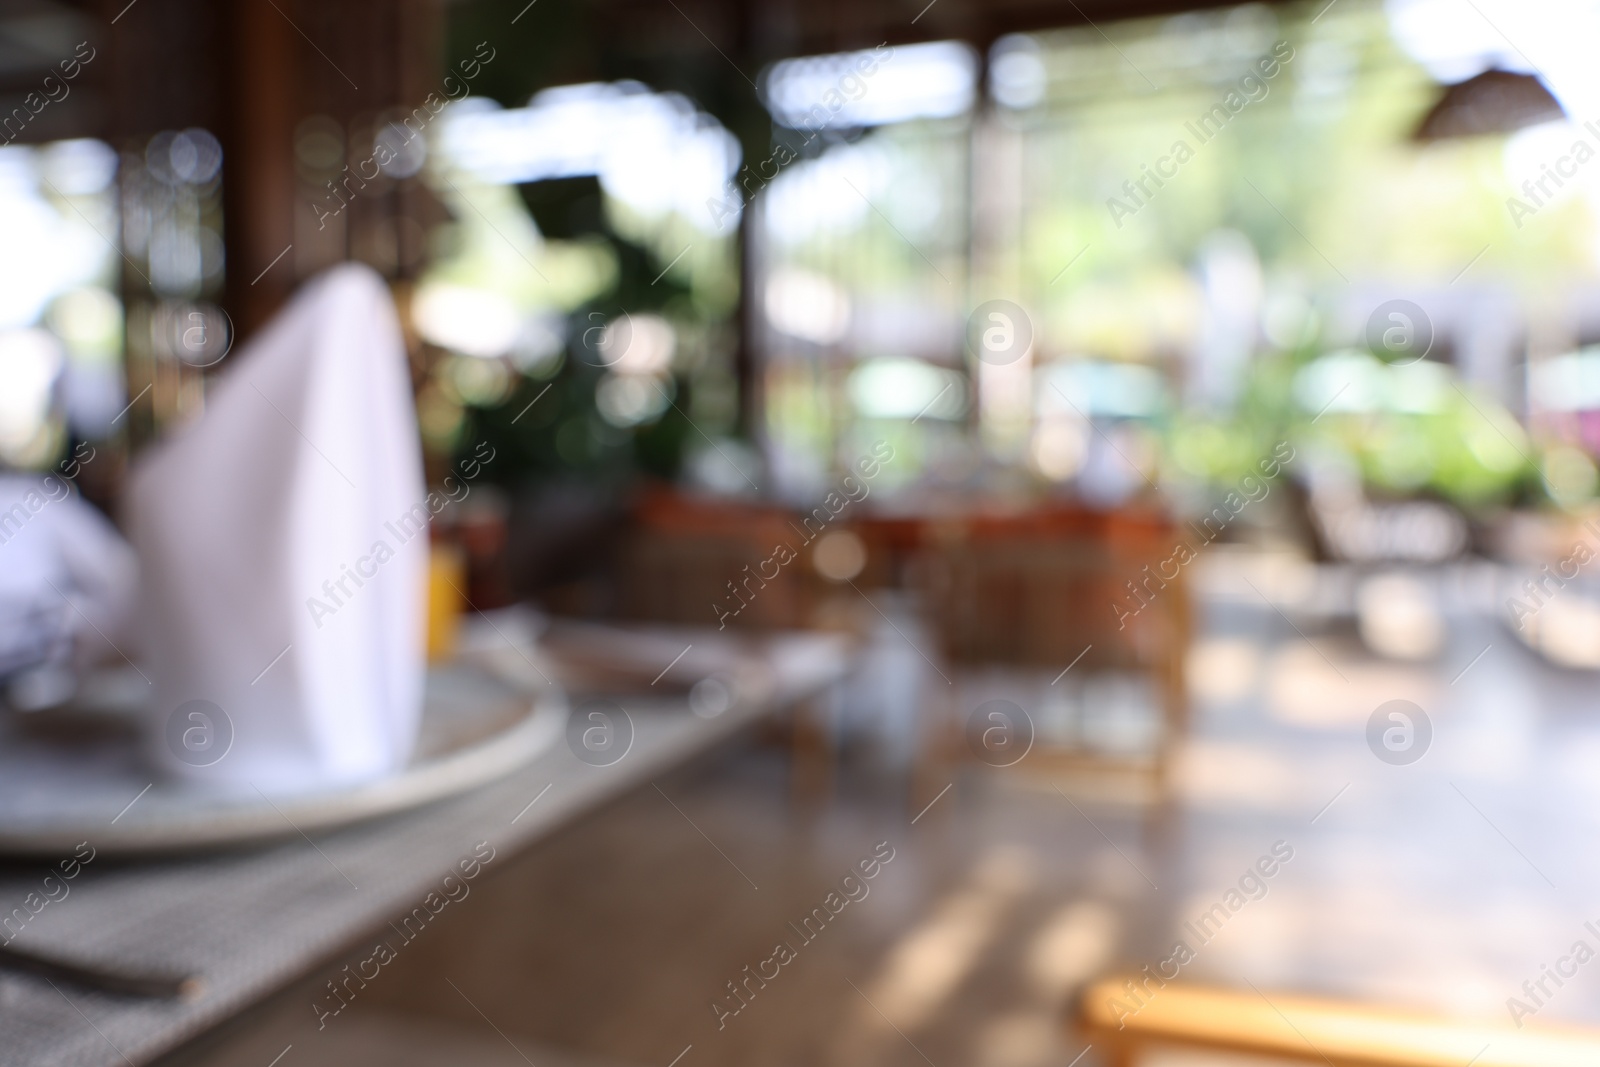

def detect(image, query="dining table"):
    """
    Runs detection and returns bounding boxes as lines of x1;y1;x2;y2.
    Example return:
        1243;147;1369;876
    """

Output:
0;627;851;1067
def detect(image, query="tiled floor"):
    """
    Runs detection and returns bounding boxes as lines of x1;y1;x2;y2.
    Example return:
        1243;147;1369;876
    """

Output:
179;557;1600;1066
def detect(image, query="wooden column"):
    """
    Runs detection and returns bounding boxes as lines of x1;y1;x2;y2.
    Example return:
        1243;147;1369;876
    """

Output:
222;0;299;341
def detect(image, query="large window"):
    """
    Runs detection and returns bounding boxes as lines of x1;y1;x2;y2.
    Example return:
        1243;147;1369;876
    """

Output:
754;0;1600;516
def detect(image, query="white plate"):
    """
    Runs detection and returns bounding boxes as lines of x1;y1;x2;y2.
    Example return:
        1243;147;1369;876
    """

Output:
0;664;567;856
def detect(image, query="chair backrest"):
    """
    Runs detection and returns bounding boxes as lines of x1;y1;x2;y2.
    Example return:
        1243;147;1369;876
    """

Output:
615;489;822;630
1078;975;1600;1067
920;506;1188;670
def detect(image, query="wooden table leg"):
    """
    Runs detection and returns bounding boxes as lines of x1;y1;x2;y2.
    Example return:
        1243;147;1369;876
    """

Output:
789;694;833;805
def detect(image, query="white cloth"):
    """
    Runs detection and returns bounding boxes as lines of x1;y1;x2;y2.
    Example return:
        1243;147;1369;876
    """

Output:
0;475;136;688
127;265;427;791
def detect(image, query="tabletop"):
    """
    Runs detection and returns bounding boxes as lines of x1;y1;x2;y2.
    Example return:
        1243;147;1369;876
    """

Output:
0;631;850;1067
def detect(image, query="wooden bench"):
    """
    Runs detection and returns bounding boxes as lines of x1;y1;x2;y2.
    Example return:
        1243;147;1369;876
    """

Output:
1077;975;1600;1067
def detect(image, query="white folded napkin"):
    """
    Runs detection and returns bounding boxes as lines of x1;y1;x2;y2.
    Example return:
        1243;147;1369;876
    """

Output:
0;474;137;707
127;264;427;792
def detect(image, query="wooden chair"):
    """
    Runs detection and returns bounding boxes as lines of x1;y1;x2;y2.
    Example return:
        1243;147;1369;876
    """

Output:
915;505;1191;797
1077;975;1600;1067
610;488;842;799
